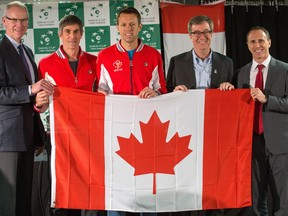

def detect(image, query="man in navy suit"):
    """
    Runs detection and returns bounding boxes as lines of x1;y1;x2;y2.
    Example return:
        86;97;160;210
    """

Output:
237;26;288;216
0;1;54;216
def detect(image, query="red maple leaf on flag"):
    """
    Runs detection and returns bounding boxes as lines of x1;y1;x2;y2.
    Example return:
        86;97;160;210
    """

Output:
116;111;192;194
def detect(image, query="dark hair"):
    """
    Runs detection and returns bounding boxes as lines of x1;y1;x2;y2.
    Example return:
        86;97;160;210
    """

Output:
187;15;214;35
116;7;141;25
58;15;83;34
247;26;270;41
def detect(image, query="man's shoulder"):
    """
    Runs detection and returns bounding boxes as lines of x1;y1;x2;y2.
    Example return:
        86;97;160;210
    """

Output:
212;51;232;62
82;51;97;60
98;44;116;56
0;36;9;49
171;50;191;60
271;57;288;69
237;62;251;73
38;52;57;65
140;44;161;56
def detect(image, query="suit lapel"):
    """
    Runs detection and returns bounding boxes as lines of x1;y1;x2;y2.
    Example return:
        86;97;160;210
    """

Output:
22;45;37;82
3;36;33;84
265;57;277;90
211;52;220;88
244;63;252;87
184;50;197;89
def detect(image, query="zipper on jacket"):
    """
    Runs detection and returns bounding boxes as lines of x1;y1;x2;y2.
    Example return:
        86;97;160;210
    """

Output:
75;77;78;85
130;60;133;94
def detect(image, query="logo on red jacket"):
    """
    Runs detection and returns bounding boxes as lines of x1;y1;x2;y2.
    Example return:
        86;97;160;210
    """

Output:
113;60;123;72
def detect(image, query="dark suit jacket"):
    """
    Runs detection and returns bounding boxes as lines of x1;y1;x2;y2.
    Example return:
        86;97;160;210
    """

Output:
0;35;45;151
166;50;234;92
237;57;288;154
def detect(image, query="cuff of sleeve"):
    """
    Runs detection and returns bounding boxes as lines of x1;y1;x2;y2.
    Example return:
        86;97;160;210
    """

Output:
155;90;161;96
28;85;33;96
34;105;42;113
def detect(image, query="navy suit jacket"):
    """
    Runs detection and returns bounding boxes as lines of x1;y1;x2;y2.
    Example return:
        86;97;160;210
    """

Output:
0;35;45;151
166;49;234;92
237;57;288;154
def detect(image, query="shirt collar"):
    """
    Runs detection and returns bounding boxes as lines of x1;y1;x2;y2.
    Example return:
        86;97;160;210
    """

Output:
5;34;22;50
252;55;271;70
192;49;212;64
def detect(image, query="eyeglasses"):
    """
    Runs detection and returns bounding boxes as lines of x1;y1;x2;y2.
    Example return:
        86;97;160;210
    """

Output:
190;30;212;38
5;16;28;24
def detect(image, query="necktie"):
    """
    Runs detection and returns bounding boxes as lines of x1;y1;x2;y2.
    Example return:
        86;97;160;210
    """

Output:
254;64;264;134
18;45;31;82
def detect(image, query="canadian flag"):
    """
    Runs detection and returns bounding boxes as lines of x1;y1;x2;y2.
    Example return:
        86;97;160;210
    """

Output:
160;1;226;74
50;87;253;211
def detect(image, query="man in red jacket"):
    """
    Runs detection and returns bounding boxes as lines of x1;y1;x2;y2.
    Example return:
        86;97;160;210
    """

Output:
38;15;97;92
95;6;167;216
97;7;167;98
37;14;97;216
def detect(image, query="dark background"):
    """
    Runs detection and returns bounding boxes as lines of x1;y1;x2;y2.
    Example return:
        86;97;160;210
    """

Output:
160;0;288;71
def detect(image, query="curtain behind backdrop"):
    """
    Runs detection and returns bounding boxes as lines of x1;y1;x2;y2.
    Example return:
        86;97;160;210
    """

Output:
225;5;288;71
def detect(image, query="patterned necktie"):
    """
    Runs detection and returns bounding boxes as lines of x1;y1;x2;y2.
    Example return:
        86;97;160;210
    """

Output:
254;64;264;134
18;45;31;82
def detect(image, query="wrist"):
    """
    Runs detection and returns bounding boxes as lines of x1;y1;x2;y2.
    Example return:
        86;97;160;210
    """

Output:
264;95;269;103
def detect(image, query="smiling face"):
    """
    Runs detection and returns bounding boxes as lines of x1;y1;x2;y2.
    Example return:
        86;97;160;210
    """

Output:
247;29;271;63
117;13;142;50
2;5;29;43
59;24;83;51
189;21;212;58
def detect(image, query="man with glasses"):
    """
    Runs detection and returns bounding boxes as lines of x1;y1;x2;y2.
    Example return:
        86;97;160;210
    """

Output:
0;1;54;216
166;15;234;92
166;15;236;216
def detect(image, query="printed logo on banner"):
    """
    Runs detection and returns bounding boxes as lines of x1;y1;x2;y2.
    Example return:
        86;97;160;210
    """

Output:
110;1;134;26
90;3;103;18
140;1;153;17
21;29;34;51
58;2;84;21
34;28;59;54
140;25;160;49
85;26;110;52
84;1;110;26
39;6;52;20
33;3;58;28
134;0;159;24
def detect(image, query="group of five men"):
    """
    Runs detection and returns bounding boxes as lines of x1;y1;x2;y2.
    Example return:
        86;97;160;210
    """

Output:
1;1;288;216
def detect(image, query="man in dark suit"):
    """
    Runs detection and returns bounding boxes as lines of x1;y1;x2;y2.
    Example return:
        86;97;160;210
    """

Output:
166;15;237;216
166;15;234;93
0;1;54;216
237;26;288;216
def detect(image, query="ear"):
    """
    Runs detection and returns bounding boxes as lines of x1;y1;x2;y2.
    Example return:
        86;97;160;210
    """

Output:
268;39;271;48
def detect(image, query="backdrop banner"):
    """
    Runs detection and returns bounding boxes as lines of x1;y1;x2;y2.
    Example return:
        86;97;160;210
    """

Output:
160;1;226;74
0;0;161;65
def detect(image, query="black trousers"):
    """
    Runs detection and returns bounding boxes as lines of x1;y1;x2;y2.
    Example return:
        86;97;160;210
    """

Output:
0;150;34;216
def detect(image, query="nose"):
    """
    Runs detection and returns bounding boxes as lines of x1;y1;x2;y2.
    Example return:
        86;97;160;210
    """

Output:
125;24;134;30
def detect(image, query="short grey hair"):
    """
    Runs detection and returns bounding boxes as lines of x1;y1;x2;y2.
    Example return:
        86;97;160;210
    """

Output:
3;1;28;18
